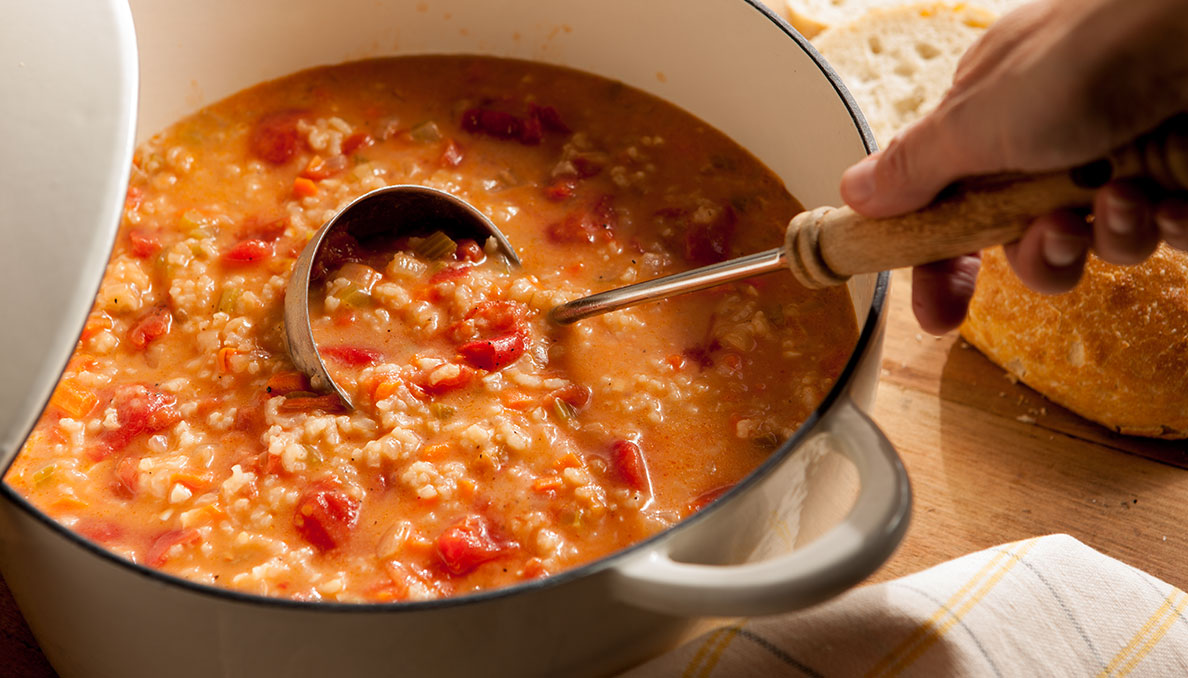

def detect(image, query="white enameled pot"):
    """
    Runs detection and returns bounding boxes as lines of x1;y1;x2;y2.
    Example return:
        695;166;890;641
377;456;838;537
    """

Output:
0;1;909;676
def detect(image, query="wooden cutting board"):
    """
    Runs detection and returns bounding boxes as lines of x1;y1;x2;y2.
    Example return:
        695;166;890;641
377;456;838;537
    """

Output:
2;269;1186;675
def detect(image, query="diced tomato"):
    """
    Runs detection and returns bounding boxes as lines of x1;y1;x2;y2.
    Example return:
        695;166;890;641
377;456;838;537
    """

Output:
611;439;650;492
113;456;139;499
454;239;484;263
146;529;201;568
457;332;525;371
128;306;173;350
435;515;513;576
550;383;592;410
342;132;375;156
311;230;365;282
276;394;347;414
572;154;605;178
518;115;543;145
683;340;720;370
429;264;473;284
684;205;737;265
294;486;360;551
224;239;274;264
529;103;570;133
419;364;475;397
461;300;528;337
234;392;269;432
76;519;123;545
322;345;382;366
460;104;565;146
265;372;311;396
546;196;617;244
688;484;736;513
545;177;578;201
440;139;464;167
124;185;144;211
461;108;522;140
128;229;162;258
239;214;289;242
249;110;308;164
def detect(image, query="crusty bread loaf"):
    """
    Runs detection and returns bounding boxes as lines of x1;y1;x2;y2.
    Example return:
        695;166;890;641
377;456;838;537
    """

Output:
786;0;1027;38
812;3;996;148
961;247;1188;439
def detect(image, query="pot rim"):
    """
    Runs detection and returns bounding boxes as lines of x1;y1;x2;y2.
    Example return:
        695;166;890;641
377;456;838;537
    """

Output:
0;0;886;614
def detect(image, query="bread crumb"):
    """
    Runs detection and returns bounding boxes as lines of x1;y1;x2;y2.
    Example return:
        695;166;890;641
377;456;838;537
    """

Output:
1016;414;1035;424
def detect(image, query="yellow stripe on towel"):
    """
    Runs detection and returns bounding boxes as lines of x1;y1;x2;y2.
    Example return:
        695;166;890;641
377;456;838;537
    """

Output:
683;625;742;678
867;537;1040;678
1099;588;1188;677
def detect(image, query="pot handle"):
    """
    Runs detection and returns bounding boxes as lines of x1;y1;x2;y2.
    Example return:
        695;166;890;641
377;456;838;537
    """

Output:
610;397;910;617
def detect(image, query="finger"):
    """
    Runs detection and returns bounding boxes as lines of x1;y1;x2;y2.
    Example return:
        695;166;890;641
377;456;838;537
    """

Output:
840;116;973;218
1003;210;1091;294
1092;180;1160;265
911;254;982;335
1154;195;1188;251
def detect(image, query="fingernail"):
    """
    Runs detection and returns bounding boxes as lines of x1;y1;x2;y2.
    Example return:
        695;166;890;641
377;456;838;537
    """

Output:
1105;192;1137;235
1042;229;1085;267
842;156;877;205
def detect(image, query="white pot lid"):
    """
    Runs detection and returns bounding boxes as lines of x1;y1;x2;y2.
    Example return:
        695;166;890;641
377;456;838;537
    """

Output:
0;1;138;470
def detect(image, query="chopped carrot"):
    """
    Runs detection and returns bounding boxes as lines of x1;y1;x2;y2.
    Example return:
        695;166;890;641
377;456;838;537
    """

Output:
555;452;582;470
216;347;239;374
419;442;451;460
301;155;327;179
50;379;99;418
50;496;88;512
405;534;435;554
265;372;309;396
277;394;346;414
532;476;563;493
171;471;213;491
665;354;686;371
293;176;318;198
457;478;477;498
80;313;114;341
372;379;400;402
501;390;536;411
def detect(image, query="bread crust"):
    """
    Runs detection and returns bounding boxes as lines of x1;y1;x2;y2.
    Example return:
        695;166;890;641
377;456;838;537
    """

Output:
960;246;1188;439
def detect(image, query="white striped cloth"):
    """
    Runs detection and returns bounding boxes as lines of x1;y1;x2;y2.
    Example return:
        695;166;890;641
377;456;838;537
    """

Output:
621;535;1188;677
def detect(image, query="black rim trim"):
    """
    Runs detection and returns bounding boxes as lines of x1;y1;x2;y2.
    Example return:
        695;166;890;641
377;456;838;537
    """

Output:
0;0;887;615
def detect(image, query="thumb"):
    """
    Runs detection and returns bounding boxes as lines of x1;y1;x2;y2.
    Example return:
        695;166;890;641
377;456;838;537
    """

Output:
840;117;970;218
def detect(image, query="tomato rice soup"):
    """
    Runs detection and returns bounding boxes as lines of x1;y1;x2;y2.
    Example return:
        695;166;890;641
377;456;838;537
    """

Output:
7;57;858;602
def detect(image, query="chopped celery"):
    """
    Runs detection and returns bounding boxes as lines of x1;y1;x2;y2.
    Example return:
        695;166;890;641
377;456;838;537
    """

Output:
32;464;57;485
430;403;457;420
409;121;442;142
217;287;241;314
336;262;382;294
552;398;577;422
341;285;372;308
413;231;456;260
752;431;782;451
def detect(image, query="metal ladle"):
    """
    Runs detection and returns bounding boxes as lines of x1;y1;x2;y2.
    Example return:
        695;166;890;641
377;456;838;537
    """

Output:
285;116;1188;408
283;185;519;409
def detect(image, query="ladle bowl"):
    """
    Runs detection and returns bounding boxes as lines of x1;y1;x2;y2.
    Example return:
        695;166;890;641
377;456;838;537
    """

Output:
284;184;520;408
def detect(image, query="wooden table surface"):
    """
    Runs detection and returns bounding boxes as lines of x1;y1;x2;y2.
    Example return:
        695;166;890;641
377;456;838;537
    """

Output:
3;269;1186;675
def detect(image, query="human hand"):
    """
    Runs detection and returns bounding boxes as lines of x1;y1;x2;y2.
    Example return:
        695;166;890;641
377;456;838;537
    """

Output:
838;0;1188;334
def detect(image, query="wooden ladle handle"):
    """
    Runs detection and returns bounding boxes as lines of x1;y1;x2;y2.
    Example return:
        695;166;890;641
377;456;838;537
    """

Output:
785;113;1188;288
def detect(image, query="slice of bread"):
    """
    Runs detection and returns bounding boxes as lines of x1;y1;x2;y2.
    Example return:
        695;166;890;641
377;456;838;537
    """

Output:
812;3;996;148
961;246;1188;439
786;0;1027;38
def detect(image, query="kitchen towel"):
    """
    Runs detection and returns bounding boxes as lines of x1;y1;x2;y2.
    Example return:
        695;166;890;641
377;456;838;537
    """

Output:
621;534;1188;677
